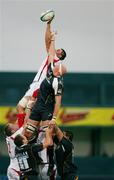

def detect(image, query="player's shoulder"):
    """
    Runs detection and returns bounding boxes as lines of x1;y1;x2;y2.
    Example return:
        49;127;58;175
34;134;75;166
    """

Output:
16;144;30;153
48;62;55;68
6;135;15;143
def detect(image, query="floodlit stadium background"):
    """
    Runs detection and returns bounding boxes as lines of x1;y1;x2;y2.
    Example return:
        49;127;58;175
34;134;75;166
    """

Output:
0;0;114;180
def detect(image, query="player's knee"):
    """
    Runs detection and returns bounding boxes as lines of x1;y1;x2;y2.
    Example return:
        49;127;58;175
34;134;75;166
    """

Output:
26;118;39;127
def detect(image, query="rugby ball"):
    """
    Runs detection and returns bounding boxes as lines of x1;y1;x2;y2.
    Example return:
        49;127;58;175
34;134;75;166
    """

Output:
40;10;55;22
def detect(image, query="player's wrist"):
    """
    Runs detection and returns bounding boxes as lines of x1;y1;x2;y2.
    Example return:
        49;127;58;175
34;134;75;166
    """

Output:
52;116;56;121
47;21;51;25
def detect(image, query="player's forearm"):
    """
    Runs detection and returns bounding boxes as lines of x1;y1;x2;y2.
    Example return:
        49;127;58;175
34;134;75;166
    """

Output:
48;39;55;64
45;23;51;52
54;126;64;141
43;129;53;148
52;100;61;120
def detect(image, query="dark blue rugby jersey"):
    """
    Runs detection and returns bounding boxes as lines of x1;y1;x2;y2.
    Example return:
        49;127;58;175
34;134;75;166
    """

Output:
33;62;64;110
15;143;43;174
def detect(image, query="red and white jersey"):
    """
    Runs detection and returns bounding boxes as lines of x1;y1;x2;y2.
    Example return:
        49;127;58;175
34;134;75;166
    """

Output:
25;56;60;97
6;127;23;170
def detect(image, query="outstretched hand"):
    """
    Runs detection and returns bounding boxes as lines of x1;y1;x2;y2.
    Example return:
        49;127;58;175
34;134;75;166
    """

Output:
47;15;55;24
49;119;56;129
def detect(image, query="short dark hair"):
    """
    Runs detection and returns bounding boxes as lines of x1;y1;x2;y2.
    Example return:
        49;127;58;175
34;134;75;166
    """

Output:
14;134;23;147
4;124;12;136
60;49;67;60
64;130;74;141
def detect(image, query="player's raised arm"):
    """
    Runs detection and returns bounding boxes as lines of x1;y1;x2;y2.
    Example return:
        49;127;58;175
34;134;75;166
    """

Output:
53;95;62;120
47;32;56;65
45;18;54;53
45;21;51;53
54;124;64;141
43;127;53;148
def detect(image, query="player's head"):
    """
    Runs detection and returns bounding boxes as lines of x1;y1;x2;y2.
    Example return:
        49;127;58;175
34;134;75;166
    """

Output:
63;130;74;141
56;48;66;60
53;64;67;76
4;123;19;137
14;134;28;147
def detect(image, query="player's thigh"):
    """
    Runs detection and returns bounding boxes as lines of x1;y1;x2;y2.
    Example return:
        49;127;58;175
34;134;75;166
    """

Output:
7;168;20;180
29;109;42;125
29;104;42;123
41;110;53;121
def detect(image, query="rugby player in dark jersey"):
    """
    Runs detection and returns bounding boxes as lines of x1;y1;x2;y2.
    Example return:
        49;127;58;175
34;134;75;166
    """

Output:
14;126;53;180
54;125;78;180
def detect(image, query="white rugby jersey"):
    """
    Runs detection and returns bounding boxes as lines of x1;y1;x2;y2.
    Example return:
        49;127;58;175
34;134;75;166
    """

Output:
6;127;24;170
25;56;60;97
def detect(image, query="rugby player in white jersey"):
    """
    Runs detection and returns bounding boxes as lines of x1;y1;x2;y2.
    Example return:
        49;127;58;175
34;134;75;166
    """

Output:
16;17;66;128
4;123;24;180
